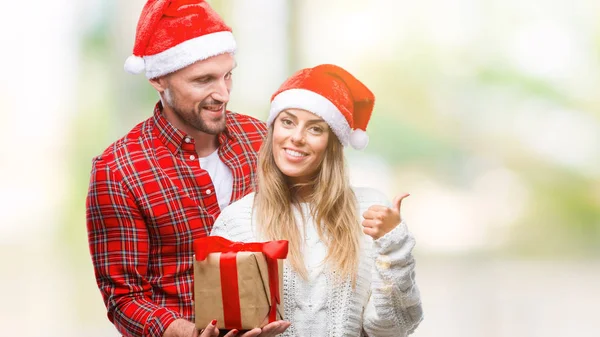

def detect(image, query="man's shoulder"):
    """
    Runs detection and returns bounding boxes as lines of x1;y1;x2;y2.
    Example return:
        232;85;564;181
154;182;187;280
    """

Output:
226;111;267;135
91;117;153;172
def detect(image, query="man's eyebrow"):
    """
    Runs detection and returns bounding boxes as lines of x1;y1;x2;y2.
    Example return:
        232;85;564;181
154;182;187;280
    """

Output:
191;74;215;81
190;62;237;81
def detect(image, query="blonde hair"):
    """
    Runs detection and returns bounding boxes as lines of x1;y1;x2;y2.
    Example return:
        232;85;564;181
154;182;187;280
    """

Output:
253;125;361;285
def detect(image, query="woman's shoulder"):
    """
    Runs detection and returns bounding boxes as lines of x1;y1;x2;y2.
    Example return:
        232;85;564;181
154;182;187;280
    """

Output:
218;192;256;220
351;186;391;209
211;192;256;239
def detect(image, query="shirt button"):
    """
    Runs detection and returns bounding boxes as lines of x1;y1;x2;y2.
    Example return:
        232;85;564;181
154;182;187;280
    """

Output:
205;189;212;195
189;155;196;160
184;137;191;143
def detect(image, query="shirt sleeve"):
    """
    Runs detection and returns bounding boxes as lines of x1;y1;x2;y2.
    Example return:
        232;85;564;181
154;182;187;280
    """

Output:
86;157;182;337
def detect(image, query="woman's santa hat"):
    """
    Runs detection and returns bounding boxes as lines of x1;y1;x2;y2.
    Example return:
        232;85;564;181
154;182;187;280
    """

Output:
268;64;375;150
124;0;236;79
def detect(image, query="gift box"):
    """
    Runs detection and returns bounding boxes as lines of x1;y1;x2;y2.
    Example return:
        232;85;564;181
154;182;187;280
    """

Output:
193;236;288;330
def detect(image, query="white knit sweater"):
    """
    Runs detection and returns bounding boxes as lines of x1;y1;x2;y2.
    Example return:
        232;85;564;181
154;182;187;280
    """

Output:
210;187;423;337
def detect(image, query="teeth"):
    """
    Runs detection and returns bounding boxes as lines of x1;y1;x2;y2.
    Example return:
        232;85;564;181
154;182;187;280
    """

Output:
285;149;307;157
204;105;222;111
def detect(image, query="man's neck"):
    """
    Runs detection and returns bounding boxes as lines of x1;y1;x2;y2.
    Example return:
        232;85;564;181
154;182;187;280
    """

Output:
192;132;219;157
161;104;220;157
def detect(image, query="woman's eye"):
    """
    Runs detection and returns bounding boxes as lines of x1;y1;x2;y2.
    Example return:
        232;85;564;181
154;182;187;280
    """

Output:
309;126;323;134
281;119;293;126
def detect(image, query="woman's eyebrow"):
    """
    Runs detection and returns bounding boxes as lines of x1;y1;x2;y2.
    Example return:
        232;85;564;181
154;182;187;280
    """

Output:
281;111;325;124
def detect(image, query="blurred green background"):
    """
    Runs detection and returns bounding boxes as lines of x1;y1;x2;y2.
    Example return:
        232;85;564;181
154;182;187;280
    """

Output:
1;0;599;336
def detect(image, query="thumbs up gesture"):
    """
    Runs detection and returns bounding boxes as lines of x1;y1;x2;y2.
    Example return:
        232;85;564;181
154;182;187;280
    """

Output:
361;193;410;240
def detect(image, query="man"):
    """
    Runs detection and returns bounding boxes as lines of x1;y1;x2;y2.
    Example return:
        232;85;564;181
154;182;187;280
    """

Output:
86;1;290;336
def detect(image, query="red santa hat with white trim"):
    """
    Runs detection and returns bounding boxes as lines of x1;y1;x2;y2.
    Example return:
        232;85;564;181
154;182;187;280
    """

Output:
124;0;236;79
268;64;375;150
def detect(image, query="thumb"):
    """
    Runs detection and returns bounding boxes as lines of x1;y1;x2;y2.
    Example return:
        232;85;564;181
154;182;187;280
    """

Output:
392;193;410;212
199;320;219;337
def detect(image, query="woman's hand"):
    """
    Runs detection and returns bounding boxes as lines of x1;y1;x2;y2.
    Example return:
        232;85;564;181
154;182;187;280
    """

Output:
194;320;291;337
195;320;239;337
362;193;409;239
242;321;291;336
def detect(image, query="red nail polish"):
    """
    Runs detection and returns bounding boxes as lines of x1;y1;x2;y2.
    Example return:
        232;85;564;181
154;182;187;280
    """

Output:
211;319;217;326
231;329;239;335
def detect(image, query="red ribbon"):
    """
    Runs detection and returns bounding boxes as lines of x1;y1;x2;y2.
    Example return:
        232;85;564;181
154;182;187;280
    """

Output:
194;236;289;328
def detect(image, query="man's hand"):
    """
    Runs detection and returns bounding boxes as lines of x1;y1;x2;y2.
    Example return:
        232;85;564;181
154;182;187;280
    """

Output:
163;318;196;337
362;193;410;239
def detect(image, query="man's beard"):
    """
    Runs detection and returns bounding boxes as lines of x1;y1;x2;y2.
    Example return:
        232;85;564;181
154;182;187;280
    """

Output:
164;88;227;135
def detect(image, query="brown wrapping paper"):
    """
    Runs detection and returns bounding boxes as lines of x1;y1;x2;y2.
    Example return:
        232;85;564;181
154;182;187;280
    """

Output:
194;251;284;330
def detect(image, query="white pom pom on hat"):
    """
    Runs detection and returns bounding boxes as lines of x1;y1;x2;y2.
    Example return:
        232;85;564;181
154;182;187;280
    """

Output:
349;129;369;150
268;64;375;150
124;55;145;74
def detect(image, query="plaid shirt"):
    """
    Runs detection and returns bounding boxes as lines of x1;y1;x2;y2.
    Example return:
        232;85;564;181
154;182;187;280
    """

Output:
86;103;266;337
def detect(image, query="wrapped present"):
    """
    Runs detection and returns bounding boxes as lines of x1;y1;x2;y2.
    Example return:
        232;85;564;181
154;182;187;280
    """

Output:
193;236;288;330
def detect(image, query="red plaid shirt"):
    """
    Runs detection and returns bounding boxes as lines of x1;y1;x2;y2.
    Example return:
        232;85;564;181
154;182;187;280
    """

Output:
86;103;266;337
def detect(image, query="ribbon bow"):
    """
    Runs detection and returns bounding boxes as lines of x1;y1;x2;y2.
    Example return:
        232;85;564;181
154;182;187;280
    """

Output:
195;236;289;262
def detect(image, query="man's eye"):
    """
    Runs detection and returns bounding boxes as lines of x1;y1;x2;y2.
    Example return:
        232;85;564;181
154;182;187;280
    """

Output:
224;72;232;80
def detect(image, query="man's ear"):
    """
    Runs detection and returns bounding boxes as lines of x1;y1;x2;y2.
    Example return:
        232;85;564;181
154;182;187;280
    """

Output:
149;76;167;92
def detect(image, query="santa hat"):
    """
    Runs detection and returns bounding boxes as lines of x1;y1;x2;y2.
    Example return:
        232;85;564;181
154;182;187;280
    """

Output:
124;0;236;79
268;64;375;150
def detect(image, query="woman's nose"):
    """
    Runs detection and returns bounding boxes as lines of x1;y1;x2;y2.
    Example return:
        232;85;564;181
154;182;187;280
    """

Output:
290;128;305;144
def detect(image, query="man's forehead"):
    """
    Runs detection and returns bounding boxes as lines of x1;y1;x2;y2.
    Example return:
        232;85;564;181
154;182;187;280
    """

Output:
175;53;236;77
200;53;236;71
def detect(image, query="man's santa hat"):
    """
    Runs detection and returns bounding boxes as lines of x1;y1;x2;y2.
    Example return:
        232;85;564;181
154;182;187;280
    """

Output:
268;64;375;150
124;0;236;79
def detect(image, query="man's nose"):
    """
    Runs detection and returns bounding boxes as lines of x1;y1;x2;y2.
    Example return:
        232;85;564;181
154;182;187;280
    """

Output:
212;78;230;103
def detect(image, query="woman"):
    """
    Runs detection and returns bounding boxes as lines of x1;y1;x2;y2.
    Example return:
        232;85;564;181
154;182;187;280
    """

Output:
210;64;423;337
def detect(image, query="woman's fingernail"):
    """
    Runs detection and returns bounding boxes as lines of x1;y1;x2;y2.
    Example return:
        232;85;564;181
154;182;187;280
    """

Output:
230;329;239;335
211;319;217;326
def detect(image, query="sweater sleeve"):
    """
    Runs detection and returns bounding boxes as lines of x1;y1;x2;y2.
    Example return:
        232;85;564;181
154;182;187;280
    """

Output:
356;188;423;336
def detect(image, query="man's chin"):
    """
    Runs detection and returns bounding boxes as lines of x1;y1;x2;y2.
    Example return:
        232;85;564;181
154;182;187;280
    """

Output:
201;120;227;135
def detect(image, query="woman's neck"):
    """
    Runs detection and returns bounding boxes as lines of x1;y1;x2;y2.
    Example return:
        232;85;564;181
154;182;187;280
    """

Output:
290;185;312;202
